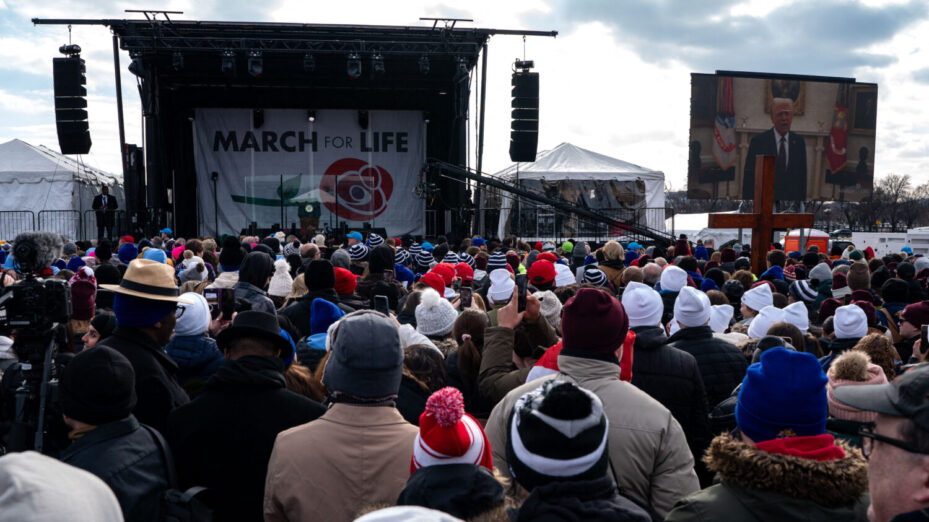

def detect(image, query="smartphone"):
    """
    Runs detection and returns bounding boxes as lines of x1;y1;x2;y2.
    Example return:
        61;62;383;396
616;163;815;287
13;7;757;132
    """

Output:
203;288;218;305
220;288;236;320
459;286;473;308
516;274;528;313
374;294;390;316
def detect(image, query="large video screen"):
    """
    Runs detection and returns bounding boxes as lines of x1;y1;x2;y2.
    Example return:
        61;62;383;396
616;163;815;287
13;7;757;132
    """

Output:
687;72;877;202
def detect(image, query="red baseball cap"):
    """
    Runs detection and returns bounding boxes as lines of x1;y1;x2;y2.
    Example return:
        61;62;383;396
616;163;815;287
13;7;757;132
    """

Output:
421;272;445;296
528;260;556;286
455;262;474;282
431;263;457;286
537;252;559;264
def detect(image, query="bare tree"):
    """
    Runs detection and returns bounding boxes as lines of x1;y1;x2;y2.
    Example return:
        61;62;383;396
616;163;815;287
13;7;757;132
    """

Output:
877;173;911;228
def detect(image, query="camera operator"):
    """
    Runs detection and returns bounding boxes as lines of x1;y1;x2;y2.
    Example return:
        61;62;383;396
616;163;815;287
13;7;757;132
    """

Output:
97;258;191;433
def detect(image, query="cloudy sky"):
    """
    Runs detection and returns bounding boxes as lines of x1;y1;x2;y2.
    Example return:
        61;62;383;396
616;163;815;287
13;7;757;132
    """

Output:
1;0;927;191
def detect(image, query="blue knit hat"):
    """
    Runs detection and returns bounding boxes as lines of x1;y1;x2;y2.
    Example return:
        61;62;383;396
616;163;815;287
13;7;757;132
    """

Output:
66;256;86;272
118;243;139;264
311;298;346;336
736;347;828;442
142;248;168;264
472;237;485;247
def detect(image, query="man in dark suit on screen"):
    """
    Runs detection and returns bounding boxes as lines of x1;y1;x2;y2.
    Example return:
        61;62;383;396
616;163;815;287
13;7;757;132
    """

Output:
742;97;807;202
92;185;118;240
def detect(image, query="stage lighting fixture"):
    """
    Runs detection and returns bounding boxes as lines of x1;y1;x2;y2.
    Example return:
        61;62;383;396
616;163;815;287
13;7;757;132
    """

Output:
303;53;316;73
514;60;535;71
453;56;469;83
248;51;263;78
307;110;316;122
128;51;144;77
221;51;236;76
347;52;362;79
371;52;385;77
172;52;184;71
418;55;430;75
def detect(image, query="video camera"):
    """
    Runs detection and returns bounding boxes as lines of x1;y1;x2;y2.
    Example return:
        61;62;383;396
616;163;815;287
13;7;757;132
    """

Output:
0;231;72;454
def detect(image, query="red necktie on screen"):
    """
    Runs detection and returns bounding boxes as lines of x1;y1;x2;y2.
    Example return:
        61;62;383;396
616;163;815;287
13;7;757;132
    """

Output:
776;136;787;173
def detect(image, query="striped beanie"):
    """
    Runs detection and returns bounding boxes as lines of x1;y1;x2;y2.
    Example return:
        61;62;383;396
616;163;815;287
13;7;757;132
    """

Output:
368;233;385;247
486;251;508;272
583;268;608;287
349;243;369;262
409;242;423;257
506;380;609;491
788;279;817;303
458;252;475;268
411;387;492;472
442;252;460;264
395;247;410;266
414;250;435;269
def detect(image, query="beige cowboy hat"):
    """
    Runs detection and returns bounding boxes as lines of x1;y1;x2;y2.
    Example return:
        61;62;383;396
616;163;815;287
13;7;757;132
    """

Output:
100;258;192;303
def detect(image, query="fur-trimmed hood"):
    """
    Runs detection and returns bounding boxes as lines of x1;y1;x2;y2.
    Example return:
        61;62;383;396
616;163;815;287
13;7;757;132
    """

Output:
705;432;868;508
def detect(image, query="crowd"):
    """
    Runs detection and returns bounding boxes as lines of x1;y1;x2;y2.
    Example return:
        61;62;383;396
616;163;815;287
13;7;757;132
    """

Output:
1;228;929;521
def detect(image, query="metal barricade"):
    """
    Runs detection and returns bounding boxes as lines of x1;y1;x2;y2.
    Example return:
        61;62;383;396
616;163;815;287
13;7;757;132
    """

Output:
38;210;82;240
84;210;130;241
0;211;36;240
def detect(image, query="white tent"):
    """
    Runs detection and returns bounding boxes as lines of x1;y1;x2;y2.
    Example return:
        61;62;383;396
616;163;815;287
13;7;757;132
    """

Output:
493;143;666;239
0;139;123;239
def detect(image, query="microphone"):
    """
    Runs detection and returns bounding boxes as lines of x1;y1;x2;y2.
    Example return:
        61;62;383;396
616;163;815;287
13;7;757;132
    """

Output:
11;231;63;273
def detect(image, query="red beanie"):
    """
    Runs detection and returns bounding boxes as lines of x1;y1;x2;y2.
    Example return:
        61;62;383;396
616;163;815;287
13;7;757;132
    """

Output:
455;262;474;283
421;272;445;296
534;242;543;252
411;387;492;473
528;260;556;286
560;288;628;358
431;263;456;287
333;267;357;295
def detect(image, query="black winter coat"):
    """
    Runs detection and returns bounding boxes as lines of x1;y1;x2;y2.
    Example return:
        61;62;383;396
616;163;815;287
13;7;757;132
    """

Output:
397;374;430;426
279;288;355;339
61;416;169;522
510;476;652;522
660;291;679;326
98;326;190;433
165;355;326;522
665;325;747;410
630;326;713;486
819;336;862;373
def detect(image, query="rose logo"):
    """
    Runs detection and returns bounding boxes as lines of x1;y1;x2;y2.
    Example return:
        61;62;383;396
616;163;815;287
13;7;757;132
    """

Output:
319;158;394;221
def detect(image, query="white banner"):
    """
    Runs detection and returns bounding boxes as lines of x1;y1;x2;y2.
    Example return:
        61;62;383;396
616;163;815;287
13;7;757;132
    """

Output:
193;108;425;236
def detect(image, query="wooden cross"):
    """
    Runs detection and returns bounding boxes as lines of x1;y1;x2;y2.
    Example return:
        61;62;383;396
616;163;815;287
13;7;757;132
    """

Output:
708;155;814;276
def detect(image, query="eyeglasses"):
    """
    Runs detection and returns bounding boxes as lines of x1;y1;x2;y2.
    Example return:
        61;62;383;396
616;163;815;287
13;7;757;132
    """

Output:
859;423;929;458
175;304;186;319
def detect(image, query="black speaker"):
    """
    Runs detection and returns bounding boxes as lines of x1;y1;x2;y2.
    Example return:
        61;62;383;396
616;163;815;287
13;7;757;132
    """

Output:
53;56;92;155
509;71;539;162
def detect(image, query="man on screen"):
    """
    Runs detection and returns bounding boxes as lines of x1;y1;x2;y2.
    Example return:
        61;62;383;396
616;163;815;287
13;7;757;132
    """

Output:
742;97;807;202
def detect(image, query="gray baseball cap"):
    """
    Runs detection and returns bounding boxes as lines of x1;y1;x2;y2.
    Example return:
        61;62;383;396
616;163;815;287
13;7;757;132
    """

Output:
834;364;929;432
322;310;403;399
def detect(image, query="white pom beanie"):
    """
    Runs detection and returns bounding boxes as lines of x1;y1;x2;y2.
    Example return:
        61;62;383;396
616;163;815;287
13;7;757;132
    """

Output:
416;288;459;337
268;258;294;297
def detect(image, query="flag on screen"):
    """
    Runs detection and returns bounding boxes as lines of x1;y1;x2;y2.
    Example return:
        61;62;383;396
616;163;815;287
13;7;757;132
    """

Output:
712;76;737;170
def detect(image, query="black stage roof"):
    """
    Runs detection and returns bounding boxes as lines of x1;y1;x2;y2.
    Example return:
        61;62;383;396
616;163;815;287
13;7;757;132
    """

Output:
34;16;556;238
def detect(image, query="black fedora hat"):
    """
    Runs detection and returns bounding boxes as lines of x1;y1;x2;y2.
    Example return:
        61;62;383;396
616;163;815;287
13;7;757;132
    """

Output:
216;310;292;359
